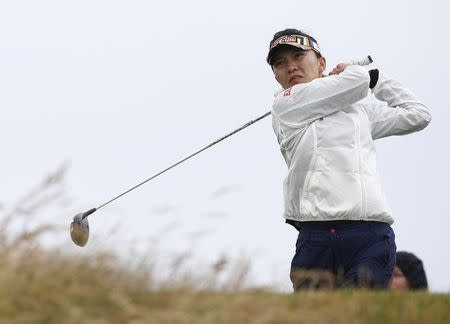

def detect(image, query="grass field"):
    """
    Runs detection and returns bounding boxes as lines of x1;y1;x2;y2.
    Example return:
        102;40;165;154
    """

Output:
1;167;449;323
0;249;449;323
0;231;449;324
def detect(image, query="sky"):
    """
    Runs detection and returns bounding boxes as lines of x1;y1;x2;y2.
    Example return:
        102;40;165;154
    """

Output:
1;0;449;292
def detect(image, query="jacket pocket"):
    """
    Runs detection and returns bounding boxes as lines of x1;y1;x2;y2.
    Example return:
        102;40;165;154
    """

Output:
300;146;361;219
302;170;362;219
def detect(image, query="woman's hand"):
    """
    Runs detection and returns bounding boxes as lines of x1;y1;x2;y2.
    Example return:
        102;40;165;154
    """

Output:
328;63;349;76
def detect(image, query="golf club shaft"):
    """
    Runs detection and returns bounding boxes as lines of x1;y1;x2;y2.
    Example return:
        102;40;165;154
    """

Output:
82;55;373;220
82;111;271;219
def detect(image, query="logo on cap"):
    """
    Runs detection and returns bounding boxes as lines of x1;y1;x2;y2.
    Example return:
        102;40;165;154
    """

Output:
267;34;321;64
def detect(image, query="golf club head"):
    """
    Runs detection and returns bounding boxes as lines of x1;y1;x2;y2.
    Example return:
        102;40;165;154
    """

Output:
70;213;90;247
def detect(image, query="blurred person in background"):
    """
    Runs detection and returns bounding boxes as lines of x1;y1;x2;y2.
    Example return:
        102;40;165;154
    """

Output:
389;251;428;291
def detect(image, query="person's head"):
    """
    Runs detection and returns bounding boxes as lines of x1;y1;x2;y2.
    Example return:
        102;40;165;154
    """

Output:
267;28;326;89
389;251;428;291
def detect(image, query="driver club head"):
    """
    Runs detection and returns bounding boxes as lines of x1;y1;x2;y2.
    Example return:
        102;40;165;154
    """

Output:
70;213;90;247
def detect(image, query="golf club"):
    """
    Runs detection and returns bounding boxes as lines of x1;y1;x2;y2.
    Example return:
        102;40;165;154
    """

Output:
70;55;373;247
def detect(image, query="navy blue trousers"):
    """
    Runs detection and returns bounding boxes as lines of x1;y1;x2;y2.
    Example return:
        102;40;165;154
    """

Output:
290;221;396;290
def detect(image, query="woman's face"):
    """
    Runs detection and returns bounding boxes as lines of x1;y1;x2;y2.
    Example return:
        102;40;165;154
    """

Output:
271;47;325;89
389;266;410;291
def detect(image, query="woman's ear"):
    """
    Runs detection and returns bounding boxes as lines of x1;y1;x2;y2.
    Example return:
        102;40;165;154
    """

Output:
319;56;326;73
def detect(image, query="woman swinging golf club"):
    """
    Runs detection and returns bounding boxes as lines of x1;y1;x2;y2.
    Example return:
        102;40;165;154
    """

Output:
268;28;431;290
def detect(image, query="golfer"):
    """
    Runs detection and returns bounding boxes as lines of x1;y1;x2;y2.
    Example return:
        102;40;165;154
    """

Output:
267;28;431;289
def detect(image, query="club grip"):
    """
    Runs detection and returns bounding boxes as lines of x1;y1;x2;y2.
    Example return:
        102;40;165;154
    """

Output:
345;55;373;66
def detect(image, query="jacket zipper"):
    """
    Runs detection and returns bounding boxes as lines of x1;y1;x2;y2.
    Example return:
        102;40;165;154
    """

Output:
350;115;366;218
299;122;318;217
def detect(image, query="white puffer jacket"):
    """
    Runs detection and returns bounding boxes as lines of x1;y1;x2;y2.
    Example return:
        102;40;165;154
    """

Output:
271;65;431;224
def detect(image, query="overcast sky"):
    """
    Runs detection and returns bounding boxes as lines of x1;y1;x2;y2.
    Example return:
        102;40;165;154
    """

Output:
1;0;449;292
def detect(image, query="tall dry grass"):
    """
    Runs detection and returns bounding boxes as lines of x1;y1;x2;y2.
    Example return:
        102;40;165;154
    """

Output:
0;166;449;323
0;165;253;322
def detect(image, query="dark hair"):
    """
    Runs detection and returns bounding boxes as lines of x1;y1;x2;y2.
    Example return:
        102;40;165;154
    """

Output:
267;28;322;65
396;251;428;290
